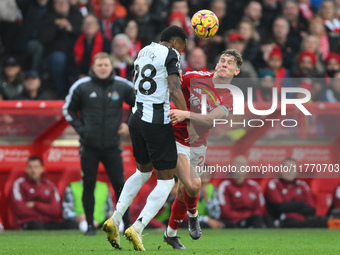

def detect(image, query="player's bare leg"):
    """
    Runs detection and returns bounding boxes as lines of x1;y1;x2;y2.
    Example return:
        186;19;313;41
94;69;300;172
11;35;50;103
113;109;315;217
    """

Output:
164;154;201;249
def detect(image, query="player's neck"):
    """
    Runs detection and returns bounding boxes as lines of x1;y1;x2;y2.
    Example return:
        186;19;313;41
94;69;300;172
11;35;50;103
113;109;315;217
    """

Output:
234;178;245;185
159;41;171;48
212;73;232;85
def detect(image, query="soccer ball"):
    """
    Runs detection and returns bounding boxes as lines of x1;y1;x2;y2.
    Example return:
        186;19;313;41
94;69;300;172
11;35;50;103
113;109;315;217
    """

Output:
191;10;219;38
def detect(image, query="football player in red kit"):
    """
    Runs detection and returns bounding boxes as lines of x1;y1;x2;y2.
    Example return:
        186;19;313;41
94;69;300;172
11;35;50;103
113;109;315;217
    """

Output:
217;155;266;228
265;158;327;227
164;49;242;249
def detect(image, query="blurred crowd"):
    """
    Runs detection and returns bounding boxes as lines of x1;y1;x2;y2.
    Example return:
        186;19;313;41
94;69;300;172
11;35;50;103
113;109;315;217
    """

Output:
0;0;340;100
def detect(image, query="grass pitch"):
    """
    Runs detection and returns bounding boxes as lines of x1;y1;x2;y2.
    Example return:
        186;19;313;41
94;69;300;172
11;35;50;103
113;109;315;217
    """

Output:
0;228;339;255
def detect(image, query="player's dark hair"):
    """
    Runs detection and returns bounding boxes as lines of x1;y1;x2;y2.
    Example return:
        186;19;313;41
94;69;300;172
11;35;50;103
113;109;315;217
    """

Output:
28;155;43;165
160;25;187;43
221;49;243;68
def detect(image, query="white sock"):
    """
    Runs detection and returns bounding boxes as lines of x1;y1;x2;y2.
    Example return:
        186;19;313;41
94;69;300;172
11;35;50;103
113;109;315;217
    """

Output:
188;211;198;218
166;226;177;237
119;221;125;233
79;221;88;232
132;220;145;234
112;169;152;225
133;179;175;234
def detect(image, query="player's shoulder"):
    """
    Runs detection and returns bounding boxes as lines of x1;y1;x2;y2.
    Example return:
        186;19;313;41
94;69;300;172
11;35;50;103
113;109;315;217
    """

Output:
70;76;91;90
183;70;214;79
219;179;231;188
182;71;213;86
114;76;134;88
13;176;25;186
164;46;180;62
144;42;178;55
247;179;261;188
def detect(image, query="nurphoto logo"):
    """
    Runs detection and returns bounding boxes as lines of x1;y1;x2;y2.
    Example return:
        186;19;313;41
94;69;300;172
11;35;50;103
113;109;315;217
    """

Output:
199;84;312;128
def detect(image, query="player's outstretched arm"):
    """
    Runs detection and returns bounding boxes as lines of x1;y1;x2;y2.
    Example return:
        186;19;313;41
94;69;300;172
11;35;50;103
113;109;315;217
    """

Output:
168;74;187;111
169;106;229;127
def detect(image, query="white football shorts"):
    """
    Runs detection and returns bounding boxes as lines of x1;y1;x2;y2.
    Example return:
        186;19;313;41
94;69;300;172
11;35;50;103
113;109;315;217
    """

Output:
176;141;207;176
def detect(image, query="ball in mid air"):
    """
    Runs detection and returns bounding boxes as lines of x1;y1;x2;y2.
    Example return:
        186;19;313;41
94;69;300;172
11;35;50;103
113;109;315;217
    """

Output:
191;10;219;38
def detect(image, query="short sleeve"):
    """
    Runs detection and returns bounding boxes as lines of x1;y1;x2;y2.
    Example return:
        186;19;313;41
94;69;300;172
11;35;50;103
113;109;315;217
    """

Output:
165;48;180;76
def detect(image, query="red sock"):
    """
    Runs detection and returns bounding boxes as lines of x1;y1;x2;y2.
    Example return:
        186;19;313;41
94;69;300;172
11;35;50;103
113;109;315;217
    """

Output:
168;197;187;230
183;188;199;215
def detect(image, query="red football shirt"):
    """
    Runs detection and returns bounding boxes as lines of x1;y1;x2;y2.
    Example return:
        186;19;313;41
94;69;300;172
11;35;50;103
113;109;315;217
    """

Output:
172;71;233;147
217;179;265;223
265;179;315;221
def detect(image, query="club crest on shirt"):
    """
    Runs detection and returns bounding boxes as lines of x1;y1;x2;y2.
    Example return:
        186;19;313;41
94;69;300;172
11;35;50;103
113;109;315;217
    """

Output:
296;188;302;195
249;192;257;200
45;189;50;196
189;93;201;106
188;93;214;112
235;191;242;198
108;91;119;101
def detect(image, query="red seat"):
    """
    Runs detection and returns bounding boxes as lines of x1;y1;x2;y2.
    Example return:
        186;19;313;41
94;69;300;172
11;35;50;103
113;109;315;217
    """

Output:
3;168;26;229
44;169;64;187
57;168;82;198
211;177;224;188
260;178;272;193
310;178;340;216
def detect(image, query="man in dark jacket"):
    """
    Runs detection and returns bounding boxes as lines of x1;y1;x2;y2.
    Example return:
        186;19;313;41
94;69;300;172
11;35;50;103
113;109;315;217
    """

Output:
62;52;135;235
14;70;48;100
128;0;157;47
39;0;83;98
14;0;51;71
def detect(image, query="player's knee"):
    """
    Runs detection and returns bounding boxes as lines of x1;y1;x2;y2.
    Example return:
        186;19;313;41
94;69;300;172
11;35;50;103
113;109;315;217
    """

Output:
177;191;184;201
187;178;201;195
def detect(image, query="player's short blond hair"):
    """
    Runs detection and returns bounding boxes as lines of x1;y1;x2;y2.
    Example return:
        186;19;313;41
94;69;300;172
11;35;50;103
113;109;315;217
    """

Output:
221;49;243;68
93;52;113;66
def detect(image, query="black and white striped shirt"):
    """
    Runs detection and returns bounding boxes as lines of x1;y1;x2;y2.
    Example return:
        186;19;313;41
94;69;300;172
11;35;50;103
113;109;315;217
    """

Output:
132;42;180;124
